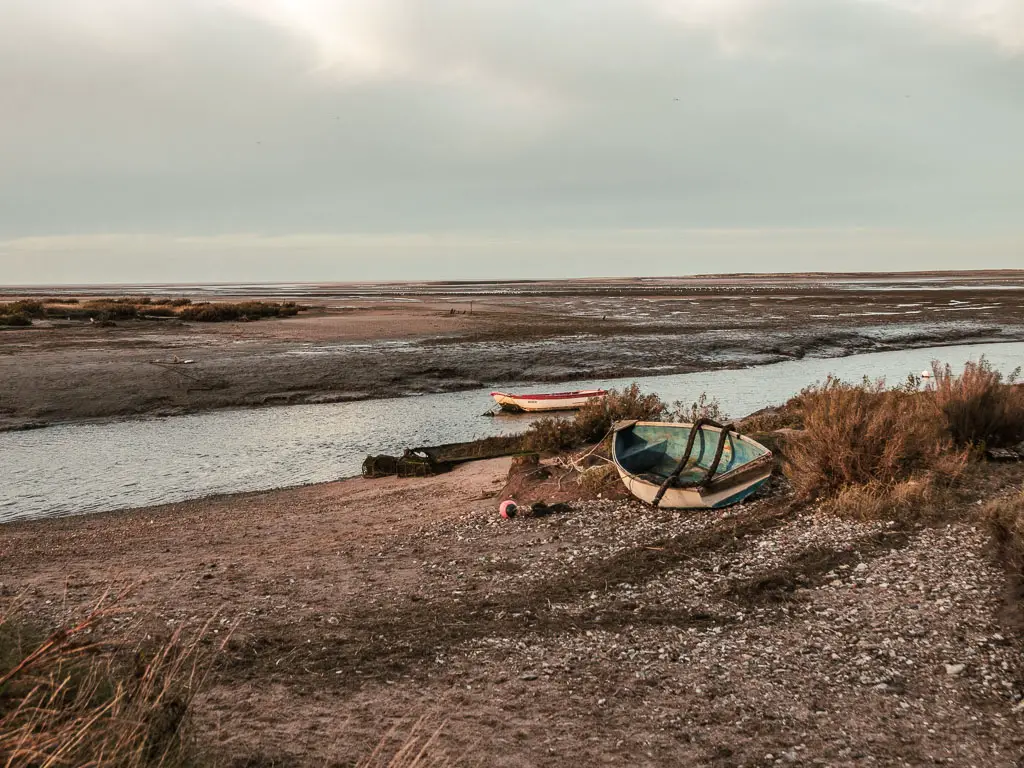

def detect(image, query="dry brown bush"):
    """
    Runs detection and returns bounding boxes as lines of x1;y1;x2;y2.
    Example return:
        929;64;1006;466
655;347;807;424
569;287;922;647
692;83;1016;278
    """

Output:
930;358;1024;448
981;490;1024;625
783;376;964;502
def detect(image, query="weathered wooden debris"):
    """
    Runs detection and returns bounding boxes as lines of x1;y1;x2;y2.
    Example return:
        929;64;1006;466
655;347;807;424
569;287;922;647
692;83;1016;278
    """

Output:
985;443;1024;462
362;435;527;479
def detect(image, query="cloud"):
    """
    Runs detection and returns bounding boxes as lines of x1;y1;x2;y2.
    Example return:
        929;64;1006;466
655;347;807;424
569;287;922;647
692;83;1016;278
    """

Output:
1;0;1023;282
4;229;1023;284
873;0;1024;52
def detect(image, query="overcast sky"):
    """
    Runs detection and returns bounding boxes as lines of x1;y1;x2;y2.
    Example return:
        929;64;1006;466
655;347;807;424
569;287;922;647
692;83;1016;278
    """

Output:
2;0;1023;284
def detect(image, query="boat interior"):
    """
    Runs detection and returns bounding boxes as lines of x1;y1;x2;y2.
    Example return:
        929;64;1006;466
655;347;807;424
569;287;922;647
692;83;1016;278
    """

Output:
614;423;767;485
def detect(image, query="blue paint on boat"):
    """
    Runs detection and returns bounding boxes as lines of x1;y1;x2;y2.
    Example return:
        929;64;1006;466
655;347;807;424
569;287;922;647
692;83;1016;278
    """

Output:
612;421;774;509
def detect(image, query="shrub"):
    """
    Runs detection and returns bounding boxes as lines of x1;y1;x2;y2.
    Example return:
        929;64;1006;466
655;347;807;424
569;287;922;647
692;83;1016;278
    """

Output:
738;397;805;432
981;490;1024;625
666;392;727;424
0;597;209;767
0;312;32;327
930;358;1024;448
1;300;45;318
169;298;192;307
522;415;581;453
179;301;302;322
783;376;962;501
82;300;140;320
574;383;666;442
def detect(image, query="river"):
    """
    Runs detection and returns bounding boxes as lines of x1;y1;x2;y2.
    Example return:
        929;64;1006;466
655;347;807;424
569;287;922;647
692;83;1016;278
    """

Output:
2;340;1022;523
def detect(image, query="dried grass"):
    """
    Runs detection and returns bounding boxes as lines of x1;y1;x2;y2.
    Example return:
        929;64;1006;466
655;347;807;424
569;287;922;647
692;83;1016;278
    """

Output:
357;717;457;768
930;358;1024;448
178;301;301;323
783;376;962;503
0;592;218;768
980;490;1024;626
824;475;960;524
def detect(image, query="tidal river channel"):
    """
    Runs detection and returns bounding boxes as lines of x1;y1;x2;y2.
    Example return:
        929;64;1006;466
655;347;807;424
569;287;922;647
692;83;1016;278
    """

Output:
2;340;1022;523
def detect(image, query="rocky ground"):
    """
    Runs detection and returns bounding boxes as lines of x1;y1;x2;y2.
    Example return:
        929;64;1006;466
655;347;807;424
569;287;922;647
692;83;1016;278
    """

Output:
3;275;1024;431
2;458;1022;766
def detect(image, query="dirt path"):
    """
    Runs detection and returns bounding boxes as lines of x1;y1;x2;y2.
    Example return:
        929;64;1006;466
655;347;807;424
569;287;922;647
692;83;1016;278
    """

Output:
2;460;1022;766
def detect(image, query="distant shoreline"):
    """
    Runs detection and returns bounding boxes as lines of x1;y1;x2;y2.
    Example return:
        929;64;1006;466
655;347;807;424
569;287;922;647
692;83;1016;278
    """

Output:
3;272;1024;433
3;268;1024;296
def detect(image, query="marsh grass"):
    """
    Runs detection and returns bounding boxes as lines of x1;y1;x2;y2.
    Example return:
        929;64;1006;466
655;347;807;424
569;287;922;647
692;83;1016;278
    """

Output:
0;312;32;327
0;297;304;324
178;301;301;322
0;592;218;768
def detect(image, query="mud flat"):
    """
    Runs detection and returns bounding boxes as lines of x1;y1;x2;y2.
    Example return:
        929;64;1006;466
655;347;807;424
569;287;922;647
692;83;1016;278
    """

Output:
2;457;1023;765
2;273;1024;431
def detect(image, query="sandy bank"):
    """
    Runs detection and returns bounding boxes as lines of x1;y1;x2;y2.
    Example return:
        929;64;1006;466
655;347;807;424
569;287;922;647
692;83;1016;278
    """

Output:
2;458;1023;766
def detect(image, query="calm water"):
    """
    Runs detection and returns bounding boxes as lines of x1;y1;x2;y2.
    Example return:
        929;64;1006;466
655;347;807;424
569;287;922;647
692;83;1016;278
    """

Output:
2;341;1022;523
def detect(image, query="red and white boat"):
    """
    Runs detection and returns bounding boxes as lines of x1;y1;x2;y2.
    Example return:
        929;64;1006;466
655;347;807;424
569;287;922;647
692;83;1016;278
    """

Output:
490;388;607;413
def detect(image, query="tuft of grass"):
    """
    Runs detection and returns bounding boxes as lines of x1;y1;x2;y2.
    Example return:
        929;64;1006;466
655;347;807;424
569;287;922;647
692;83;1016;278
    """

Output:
824;474;964;523
930;357;1024;449
0;593;216;768
357;717;455;768
575;463;620;495
981;490;1024;626
783;376;964;503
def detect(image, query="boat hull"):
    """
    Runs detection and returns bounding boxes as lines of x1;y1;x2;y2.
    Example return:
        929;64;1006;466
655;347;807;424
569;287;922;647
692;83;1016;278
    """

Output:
491;390;606;413
612;420;773;509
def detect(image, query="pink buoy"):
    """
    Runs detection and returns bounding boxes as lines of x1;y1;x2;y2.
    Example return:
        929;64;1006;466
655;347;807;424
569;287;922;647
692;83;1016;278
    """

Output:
499;500;518;519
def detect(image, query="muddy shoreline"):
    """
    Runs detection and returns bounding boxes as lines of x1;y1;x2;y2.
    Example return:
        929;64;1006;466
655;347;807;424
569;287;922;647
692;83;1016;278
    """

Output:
3;458;1023;765
3;276;1024;432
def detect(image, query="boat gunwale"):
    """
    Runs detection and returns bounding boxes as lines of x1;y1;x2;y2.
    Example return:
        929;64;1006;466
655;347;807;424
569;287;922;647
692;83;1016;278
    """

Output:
490;389;608;401
611;420;774;491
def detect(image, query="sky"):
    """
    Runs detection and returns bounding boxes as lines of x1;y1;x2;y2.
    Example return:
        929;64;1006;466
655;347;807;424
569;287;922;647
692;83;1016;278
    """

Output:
1;0;1023;284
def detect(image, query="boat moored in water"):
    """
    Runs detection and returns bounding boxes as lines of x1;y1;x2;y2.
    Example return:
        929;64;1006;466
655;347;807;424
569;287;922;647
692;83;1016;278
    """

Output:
490;389;607;413
612;419;773;509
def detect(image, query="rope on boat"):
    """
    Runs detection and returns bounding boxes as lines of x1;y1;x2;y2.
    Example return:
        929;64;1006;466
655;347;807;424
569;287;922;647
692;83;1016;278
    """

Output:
651;418;737;507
